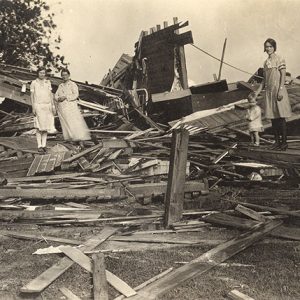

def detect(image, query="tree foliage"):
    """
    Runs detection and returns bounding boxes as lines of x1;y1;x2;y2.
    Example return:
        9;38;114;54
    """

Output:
0;0;67;71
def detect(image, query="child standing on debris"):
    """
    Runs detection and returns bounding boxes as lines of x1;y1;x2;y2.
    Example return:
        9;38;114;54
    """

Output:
30;67;56;153
247;94;263;146
55;69;90;145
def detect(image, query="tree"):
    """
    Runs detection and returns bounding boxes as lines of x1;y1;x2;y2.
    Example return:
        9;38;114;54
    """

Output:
0;0;67;72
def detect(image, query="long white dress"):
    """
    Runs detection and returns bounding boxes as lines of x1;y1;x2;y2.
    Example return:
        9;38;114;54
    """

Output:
55;80;91;141
30;79;56;133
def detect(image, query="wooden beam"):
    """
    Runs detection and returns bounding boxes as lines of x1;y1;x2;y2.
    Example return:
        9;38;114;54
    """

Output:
20;227;117;293
127;220;282;300
128;181;207;197
217;38;227;81
0;230;82;245
63;143;102;163
7;172;86;183
0;187;122;200
92;253;108;300
235;204;268;222
165;129;189;227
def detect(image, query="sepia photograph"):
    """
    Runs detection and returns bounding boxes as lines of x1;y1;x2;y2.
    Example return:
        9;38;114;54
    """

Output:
0;0;299;299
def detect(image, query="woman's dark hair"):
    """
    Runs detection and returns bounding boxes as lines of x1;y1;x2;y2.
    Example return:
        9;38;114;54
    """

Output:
36;66;46;75
61;68;70;75
264;38;277;52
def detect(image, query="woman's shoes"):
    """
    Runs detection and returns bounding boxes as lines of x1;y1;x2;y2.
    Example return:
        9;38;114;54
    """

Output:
38;147;47;154
278;142;288;151
38;147;44;153
269;142;280;150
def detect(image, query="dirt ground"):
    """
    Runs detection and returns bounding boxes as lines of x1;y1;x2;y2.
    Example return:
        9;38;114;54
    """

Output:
0;187;299;300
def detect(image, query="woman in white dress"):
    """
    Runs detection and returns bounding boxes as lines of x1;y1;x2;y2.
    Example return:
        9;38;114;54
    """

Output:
30;67;56;153
55;69;91;144
254;38;291;151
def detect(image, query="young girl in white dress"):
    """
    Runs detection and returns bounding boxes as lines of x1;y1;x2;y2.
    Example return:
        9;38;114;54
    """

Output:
30;67;56;153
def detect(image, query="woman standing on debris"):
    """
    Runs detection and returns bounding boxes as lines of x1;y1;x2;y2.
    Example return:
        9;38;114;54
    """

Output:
30;67;57;153
254;38;291;151
55;69;91;145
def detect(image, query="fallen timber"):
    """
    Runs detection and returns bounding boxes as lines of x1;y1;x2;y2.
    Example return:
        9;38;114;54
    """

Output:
127;220;282;300
0;181;207;200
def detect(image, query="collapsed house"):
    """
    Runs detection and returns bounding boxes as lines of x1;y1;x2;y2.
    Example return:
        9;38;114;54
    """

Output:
0;18;299;300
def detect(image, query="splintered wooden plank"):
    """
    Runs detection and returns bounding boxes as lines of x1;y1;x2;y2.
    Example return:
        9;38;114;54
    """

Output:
20;227;117;293
165;129;189;226
0;230;82;245
7;173;86;183
59;287;82;300
63;143;102;163
203;213;300;241
60;246;136;297
235;204;268;222
0;187;122;199
128;221;282;300
92;254;108;300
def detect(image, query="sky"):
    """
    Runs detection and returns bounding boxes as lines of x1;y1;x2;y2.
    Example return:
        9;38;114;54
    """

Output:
47;0;300;86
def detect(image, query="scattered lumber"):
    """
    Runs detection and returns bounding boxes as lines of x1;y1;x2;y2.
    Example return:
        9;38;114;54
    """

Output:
60;246;137;297
128;220;281;299
20;227;117;293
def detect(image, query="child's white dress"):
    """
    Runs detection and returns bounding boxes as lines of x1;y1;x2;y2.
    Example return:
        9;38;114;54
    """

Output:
247;105;263;132
30;79;56;133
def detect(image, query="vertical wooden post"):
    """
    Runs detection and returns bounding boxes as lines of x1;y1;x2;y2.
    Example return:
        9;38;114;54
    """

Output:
173;17;189;89
92;253;108;300
217;38;227;81
165;128;189;227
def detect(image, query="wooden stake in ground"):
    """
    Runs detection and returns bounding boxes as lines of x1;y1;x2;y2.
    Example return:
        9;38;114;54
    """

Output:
165;128;189;227
92;253;108;300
